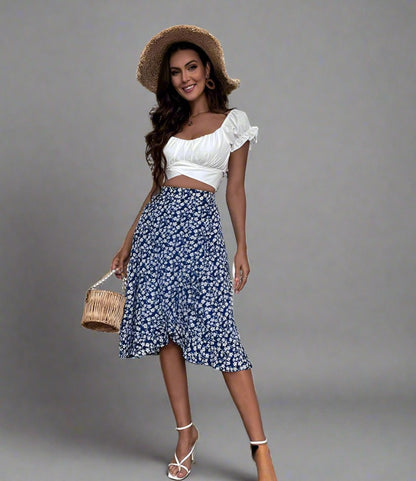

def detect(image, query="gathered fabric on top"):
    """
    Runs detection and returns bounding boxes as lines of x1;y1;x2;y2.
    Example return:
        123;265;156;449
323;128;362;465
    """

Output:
163;109;258;191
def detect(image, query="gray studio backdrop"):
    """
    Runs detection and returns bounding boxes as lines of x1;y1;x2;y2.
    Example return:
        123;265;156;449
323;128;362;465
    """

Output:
1;1;415;480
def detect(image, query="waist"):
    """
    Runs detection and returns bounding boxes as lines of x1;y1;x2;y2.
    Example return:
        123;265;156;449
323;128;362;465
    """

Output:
165;162;225;191
163;175;215;193
159;185;216;200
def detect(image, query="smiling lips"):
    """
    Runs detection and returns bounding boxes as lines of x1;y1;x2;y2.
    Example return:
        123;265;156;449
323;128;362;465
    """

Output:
182;84;196;94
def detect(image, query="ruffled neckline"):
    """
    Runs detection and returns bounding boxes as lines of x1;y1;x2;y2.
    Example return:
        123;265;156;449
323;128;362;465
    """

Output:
169;109;237;143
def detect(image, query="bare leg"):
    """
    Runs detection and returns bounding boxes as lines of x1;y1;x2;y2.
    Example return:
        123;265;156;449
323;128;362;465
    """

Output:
159;340;199;479
223;369;278;481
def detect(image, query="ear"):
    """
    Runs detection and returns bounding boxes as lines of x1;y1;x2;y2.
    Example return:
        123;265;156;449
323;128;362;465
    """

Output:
205;62;211;78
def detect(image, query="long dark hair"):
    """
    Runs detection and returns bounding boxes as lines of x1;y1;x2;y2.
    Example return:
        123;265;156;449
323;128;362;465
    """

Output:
145;42;229;191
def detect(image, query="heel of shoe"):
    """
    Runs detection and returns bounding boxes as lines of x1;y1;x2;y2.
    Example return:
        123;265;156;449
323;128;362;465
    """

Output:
191;427;198;464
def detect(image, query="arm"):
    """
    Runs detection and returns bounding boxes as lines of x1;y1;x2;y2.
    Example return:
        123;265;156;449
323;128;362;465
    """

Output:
111;181;158;278
226;141;250;293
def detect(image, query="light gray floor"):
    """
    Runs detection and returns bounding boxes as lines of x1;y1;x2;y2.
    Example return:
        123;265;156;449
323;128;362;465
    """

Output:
1;363;415;481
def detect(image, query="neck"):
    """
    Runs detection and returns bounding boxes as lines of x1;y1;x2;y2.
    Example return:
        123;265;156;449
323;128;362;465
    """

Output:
189;95;210;116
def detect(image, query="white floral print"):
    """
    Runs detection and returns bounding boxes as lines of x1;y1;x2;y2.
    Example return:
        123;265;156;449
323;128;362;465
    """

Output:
119;186;252;372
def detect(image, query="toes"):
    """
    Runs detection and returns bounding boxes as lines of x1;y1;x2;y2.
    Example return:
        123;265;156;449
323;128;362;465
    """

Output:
169;466;186;478
169;467;184;479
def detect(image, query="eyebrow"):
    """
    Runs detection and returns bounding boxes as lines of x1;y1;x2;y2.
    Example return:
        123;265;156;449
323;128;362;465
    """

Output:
170;59;198;70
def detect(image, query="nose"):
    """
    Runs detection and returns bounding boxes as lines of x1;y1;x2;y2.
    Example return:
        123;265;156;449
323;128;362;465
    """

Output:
181;70;190;83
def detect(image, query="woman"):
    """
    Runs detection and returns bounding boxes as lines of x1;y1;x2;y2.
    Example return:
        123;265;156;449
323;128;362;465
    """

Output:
111;25;278;481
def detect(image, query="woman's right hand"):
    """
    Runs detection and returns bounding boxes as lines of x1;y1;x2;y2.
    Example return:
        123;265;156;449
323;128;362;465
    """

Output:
111;246;131;279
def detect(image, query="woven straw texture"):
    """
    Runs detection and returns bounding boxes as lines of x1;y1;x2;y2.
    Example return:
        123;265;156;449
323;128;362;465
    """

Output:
81;288;125;333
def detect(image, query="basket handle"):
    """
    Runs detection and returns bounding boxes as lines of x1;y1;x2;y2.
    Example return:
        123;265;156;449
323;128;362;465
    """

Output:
90;269;126;295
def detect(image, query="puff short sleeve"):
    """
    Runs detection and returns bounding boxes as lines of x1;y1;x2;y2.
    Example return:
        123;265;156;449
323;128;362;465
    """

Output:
228;109;259;152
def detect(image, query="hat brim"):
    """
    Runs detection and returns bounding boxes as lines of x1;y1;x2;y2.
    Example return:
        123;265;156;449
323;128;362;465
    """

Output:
137;25;240;94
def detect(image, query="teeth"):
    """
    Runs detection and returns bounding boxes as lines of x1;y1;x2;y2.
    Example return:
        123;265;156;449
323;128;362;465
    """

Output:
184;85;195;92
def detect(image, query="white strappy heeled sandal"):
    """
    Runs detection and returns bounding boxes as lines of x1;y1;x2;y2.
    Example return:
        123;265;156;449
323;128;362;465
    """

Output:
167;422;199;480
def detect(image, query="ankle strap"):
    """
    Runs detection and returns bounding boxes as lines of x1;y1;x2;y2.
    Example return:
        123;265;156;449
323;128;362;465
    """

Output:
176;422;193;431
250;438;268;445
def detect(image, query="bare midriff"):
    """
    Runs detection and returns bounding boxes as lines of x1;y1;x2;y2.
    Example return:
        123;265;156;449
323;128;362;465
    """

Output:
163;175;215;193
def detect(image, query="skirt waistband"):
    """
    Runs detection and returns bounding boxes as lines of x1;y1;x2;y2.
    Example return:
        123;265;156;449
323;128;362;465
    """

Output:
159;185;215;202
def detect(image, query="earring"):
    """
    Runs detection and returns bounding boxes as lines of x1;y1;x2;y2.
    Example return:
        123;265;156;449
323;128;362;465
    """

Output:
205;78;215;90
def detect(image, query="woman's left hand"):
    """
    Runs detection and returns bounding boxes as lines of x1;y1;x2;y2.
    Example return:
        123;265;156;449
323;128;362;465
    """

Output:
233;249;250;293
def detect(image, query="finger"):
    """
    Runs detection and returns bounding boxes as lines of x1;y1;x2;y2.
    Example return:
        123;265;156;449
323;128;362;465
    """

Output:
234;275;240;292
112;259;123;278
234;267;242;292
116;267;125;278
234;267;243;293
119;260;129;279
239;275;248;292
232;262;238;292
235;279;244;293
236;270;250;293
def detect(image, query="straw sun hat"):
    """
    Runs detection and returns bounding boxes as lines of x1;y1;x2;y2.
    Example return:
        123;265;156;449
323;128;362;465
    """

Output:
136;25;240;94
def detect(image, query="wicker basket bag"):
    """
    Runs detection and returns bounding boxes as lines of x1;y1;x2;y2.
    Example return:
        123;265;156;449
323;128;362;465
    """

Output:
81;270;126;333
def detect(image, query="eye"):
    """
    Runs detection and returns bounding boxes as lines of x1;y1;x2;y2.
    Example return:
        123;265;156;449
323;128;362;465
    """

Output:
170;70;179;76
188;64;197;71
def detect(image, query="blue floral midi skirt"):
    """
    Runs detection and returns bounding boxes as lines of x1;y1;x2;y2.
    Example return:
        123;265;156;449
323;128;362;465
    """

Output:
119;186;252;372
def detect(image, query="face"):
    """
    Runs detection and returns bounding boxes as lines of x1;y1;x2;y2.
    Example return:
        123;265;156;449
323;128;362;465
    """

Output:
169;49;210;102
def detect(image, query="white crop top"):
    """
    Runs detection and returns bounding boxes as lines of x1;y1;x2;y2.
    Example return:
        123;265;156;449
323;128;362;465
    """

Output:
163;109;258;191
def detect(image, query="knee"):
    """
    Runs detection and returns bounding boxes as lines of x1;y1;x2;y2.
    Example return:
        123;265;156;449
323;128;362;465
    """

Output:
161;338;180;352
